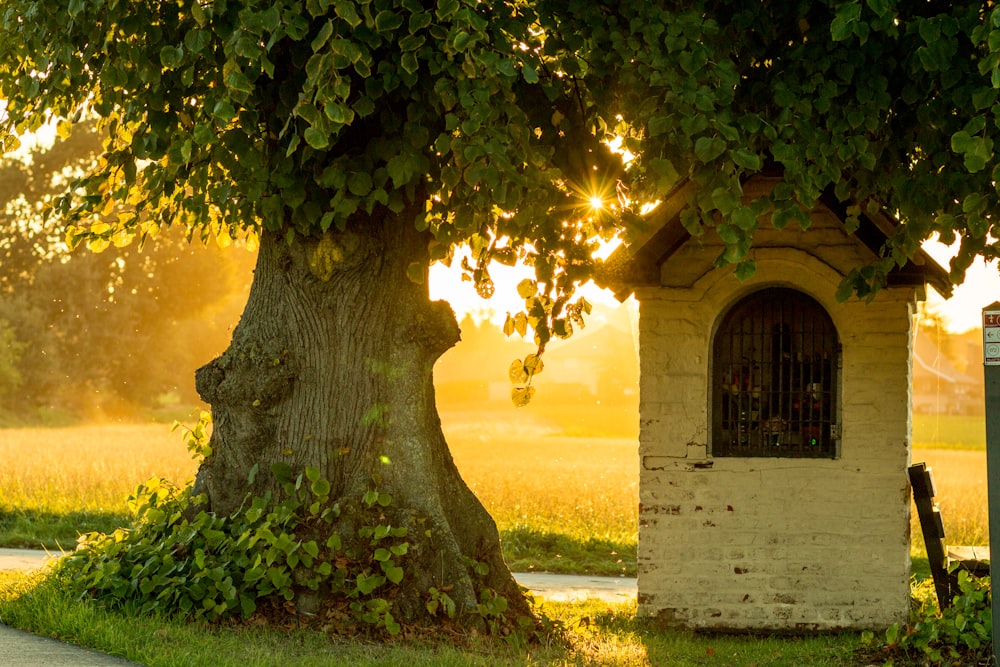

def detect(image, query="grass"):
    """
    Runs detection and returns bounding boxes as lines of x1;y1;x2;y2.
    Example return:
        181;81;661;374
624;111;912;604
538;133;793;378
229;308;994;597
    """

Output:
0;569;859;667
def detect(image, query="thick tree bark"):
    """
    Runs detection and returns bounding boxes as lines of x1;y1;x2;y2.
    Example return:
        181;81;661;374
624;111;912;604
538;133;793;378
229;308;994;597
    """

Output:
193;209;530;627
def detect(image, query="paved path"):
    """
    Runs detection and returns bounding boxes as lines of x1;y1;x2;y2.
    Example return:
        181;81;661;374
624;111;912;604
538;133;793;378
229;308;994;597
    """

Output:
0;549;637;666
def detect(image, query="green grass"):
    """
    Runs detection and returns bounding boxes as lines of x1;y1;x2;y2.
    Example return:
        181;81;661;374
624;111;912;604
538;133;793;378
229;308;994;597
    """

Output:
0;508;124;550
501;525;636;577
0;569;859;667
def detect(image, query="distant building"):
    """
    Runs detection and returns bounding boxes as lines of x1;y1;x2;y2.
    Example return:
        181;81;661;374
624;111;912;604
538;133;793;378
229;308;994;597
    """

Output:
912;328;983;415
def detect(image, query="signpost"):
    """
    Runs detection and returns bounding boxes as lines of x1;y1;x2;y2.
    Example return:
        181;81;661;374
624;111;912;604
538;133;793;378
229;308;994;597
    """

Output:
983;302;1000;665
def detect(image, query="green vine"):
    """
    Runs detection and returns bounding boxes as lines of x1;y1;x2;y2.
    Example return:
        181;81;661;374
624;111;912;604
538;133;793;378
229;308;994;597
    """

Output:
860;569;992;665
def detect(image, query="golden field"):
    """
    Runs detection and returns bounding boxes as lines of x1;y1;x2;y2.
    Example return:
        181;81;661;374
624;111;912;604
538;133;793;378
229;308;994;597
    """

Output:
0;412;988;558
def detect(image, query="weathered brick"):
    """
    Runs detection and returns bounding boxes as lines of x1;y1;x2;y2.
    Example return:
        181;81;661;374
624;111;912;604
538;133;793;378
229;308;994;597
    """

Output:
635;232;918;631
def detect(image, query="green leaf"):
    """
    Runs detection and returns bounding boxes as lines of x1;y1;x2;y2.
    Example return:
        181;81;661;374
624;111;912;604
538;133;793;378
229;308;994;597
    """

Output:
731;205;757;231
866;0;890;17
711;187;740;215
374;10;403;33
951;130;973;153
717;223;741;245
409;11;432;32
374;548;391;562
734;259;756;281
356;573;385;595
334;0;362;28
452;30;473;51
303;127;329;150
511;385;535;407
226;71;253;94
694;136;726;163
384;565;404;585
731;148;762;171
347;171;372;196
386;153;418;188
185;29;212;53
191;123;213;146
399;34;426;52
270;462;293;483
523;353;544;377
68;0;85;17
436;0;459;20
212;100;237;121
522;64;539;83
830;2;861;42
312;21;334;52
160;46;184;69
509;359;529;384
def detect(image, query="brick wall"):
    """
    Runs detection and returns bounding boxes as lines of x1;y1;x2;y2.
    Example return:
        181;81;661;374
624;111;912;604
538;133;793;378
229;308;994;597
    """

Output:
635;240;916;630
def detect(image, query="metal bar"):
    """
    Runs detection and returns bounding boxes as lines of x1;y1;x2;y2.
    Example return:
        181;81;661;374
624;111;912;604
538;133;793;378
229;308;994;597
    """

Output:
982;301;1000;664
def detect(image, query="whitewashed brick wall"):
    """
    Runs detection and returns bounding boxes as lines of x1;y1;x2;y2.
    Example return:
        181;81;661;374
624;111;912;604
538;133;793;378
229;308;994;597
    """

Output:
635;233;916;630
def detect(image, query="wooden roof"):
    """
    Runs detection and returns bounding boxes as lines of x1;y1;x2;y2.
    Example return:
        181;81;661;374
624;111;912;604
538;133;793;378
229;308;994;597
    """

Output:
598;176;952;301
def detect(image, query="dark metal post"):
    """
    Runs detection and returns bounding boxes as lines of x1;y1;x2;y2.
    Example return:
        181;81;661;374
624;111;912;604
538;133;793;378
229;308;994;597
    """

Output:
982;301;1000;664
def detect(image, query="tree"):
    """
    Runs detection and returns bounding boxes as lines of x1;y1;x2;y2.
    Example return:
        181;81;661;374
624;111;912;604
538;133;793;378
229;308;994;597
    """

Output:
3;0;1000;629
0;123;254;418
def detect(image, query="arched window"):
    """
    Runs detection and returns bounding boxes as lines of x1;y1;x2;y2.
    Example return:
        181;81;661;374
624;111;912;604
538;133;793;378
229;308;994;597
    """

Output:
712;287;840;458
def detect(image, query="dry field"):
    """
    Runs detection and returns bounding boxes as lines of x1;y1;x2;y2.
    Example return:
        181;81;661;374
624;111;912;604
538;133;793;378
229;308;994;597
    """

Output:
911;448;988;548
0;414;987;558
0;424;198;514
0;415;639;547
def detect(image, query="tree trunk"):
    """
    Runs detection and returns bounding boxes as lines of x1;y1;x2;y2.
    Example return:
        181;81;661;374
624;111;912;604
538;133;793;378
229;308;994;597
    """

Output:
193;210;530;627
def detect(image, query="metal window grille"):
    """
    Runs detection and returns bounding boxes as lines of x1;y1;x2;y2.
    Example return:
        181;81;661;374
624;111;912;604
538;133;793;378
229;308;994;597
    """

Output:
712;288;840;458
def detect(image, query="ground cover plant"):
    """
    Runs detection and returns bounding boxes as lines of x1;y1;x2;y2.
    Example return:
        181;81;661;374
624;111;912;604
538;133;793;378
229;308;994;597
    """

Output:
857;572;993;666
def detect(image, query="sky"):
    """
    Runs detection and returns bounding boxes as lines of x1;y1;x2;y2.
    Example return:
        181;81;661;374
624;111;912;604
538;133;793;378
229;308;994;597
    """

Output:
431;238;1000;335
921;239;1000;333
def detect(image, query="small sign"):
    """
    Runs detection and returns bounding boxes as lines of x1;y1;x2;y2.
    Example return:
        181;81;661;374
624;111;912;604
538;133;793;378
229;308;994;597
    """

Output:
986;305;1000;365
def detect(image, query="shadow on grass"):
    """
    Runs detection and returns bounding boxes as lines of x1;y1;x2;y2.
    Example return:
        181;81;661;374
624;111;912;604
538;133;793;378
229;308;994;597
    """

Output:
0;507;128;550
500;525;636;577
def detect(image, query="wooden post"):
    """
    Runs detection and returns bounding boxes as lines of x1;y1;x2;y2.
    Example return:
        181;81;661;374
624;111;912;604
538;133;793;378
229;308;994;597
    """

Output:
983;301;1000;665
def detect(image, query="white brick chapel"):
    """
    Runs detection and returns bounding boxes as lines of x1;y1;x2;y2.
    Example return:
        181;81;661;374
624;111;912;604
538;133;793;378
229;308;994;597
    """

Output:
600;175;951;631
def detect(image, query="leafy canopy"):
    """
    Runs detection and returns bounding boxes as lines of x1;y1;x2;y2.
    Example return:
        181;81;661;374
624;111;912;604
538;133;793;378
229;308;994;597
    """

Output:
2;0;1000;345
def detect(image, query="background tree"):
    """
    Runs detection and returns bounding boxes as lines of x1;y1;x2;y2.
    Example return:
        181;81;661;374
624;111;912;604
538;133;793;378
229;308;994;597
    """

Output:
0;123;253;420
3;0;1000;629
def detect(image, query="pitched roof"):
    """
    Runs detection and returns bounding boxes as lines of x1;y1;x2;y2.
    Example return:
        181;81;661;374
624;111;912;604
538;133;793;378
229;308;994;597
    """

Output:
598;175;952;301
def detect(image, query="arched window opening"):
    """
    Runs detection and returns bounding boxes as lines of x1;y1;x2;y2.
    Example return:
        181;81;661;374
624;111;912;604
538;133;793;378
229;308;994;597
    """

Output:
713;288;840;458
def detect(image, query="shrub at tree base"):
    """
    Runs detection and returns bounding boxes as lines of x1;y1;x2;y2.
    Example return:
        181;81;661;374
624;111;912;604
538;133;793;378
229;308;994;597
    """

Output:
58;468;542;639
859;570;992;666
56;419;543;639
